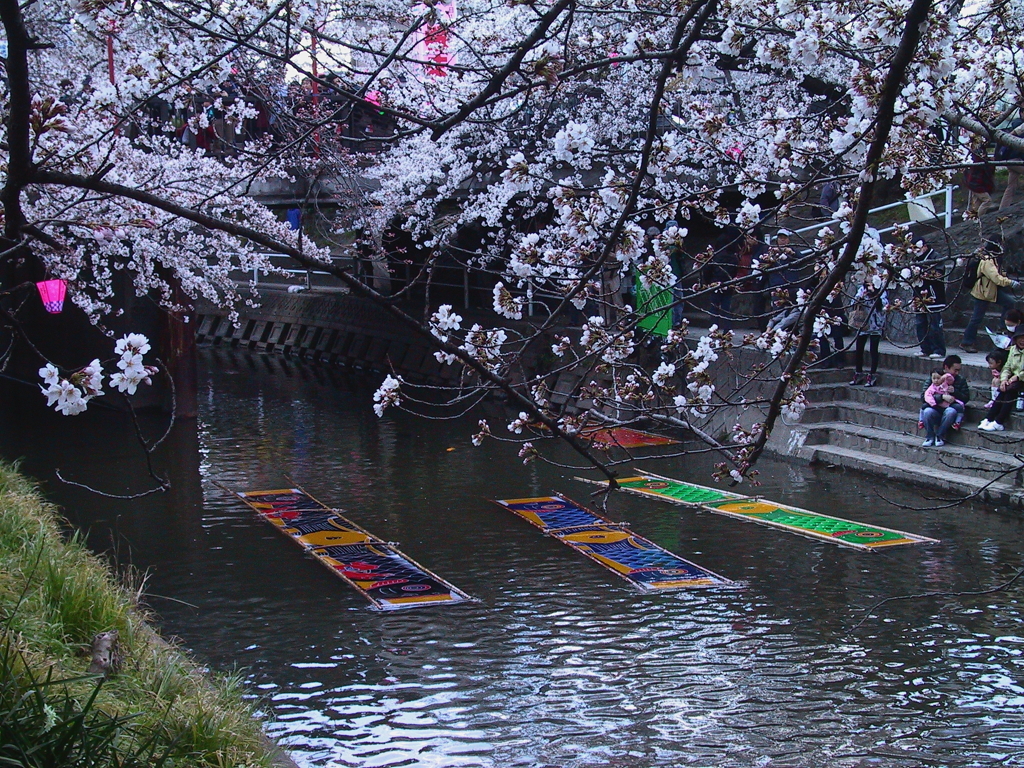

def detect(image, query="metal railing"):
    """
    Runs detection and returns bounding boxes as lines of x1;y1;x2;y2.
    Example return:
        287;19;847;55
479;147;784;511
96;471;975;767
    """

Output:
786;185;957;244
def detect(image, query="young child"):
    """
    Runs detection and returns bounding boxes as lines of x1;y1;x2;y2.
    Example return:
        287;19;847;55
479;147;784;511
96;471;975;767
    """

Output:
923;369;965;439
985;349;1008;408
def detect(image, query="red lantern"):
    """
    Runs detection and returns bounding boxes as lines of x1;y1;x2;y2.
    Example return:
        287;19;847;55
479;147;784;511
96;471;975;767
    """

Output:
36;279;67;314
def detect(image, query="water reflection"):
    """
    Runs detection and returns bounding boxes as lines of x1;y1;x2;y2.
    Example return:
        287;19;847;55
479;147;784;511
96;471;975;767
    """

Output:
1;348;1023;767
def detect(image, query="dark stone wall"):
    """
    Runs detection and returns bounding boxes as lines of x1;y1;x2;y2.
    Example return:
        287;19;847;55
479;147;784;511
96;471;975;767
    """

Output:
195;292;460;385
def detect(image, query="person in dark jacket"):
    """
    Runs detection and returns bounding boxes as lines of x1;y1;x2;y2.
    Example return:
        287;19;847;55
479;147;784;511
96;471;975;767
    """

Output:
912;239;947;360
920;354;970;443
965;150;996;216
702;228;741;329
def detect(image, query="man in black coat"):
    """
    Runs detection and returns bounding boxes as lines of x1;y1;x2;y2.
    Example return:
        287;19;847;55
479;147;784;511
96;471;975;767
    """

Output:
913;239;947;360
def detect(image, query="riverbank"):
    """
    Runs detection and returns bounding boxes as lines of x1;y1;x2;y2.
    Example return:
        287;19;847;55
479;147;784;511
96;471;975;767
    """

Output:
0;460;285;767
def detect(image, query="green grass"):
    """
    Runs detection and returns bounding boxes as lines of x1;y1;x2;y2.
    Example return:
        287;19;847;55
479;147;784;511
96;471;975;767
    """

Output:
0;461;279;767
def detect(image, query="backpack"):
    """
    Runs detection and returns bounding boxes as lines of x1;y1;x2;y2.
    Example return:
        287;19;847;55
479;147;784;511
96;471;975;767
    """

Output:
995;120;1024;162
962;255;982;293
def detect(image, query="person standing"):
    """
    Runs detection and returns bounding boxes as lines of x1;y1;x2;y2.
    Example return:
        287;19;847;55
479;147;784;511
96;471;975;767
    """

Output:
912;240;947;360
702;229;740;330
663;220;689;329
921;354;971;443
735;228;768;329
818;181;841;219
965;150;995;217
961;242;1020;353
810;263;846;367
980;331;1024;431
996;120;1024;210
849;281;887;387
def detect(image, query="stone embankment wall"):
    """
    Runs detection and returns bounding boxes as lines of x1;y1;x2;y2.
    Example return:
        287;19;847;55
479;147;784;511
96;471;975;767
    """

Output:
199;291;794;446
195;291;460;385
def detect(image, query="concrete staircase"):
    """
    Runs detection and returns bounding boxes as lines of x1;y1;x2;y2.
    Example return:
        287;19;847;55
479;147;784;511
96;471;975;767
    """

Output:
775;348;1024;509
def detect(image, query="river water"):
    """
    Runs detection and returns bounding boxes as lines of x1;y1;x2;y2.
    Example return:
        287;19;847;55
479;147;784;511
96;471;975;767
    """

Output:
3;347;1024;767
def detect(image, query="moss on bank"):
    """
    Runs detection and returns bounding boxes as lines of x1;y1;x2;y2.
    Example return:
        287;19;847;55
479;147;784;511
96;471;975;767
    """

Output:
0;461;279;767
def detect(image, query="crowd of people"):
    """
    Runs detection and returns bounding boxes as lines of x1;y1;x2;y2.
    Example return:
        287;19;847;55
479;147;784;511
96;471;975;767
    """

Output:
83;74;395;157
643;214;1023;448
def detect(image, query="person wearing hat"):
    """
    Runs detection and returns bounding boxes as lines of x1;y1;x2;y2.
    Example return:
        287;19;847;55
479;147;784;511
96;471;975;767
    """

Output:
980;329;1024;430
662;220;689;329
961;240;1020;353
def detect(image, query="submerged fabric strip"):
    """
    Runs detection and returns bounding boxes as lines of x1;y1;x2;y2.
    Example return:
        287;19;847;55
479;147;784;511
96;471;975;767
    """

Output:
584;427;681;449
234;488;472;610
494;494;733;591
581;473;939;550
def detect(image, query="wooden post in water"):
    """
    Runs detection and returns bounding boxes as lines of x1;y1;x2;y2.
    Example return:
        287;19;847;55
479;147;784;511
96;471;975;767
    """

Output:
159;277;198;419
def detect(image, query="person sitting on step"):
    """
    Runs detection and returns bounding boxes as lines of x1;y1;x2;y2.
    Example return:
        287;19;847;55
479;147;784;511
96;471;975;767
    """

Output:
921;369;964;447
980;331;1024;431
985;349;1008;408
1005;309;1022;338
920;354;970;444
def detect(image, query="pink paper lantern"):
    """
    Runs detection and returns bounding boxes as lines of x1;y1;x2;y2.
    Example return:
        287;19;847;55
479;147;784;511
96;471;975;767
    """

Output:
36;279;67;314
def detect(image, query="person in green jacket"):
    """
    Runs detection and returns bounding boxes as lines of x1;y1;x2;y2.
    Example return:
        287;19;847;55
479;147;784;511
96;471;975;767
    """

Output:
979;330;1024;430
962;242;1020;352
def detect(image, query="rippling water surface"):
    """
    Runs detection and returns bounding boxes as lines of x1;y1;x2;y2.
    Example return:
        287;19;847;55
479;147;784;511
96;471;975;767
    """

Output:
3;347;1024;767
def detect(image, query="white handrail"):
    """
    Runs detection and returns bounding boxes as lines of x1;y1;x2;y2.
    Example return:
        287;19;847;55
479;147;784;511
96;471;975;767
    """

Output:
786;185;957;241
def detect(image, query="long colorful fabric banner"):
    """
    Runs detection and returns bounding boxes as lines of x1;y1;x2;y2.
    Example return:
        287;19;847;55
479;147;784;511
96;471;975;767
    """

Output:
577;472;939;551
493;495;733;591
585;427;680;449
232;488;472;610
531;423;681;450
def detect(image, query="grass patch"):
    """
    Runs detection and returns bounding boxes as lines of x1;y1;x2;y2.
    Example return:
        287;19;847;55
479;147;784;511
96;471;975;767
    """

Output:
0;461;278;767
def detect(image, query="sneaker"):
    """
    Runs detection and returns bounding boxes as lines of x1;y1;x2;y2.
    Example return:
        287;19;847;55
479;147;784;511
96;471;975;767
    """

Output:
992;422;1005;431
917;420;924;430
929;353;945;360
922;438;935;447
934;439;945;447
961;344;978;353
979;420;995;431
864;374;878;387
849;372;864;386
952;421;961;431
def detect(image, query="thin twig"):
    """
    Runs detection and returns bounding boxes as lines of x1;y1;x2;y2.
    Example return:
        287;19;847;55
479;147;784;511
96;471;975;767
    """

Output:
851;567;1024;631
54;469;168;499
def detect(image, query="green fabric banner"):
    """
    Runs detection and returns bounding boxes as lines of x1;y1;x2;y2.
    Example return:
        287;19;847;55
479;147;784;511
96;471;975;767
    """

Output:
635;270;674;337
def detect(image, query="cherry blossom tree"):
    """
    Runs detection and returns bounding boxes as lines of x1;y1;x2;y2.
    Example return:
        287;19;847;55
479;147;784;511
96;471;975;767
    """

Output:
3;0;1024;486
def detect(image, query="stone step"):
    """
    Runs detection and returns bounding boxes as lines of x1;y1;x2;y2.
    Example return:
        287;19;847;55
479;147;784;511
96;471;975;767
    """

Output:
806;382;923;412
802;347;992;379
803;399;1024;445
867;349;992;378
801;421;1023;481
945;327;1014;353
810;368;990;394
943;307;1007;327
805;382;992;414
800;444;1024;509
